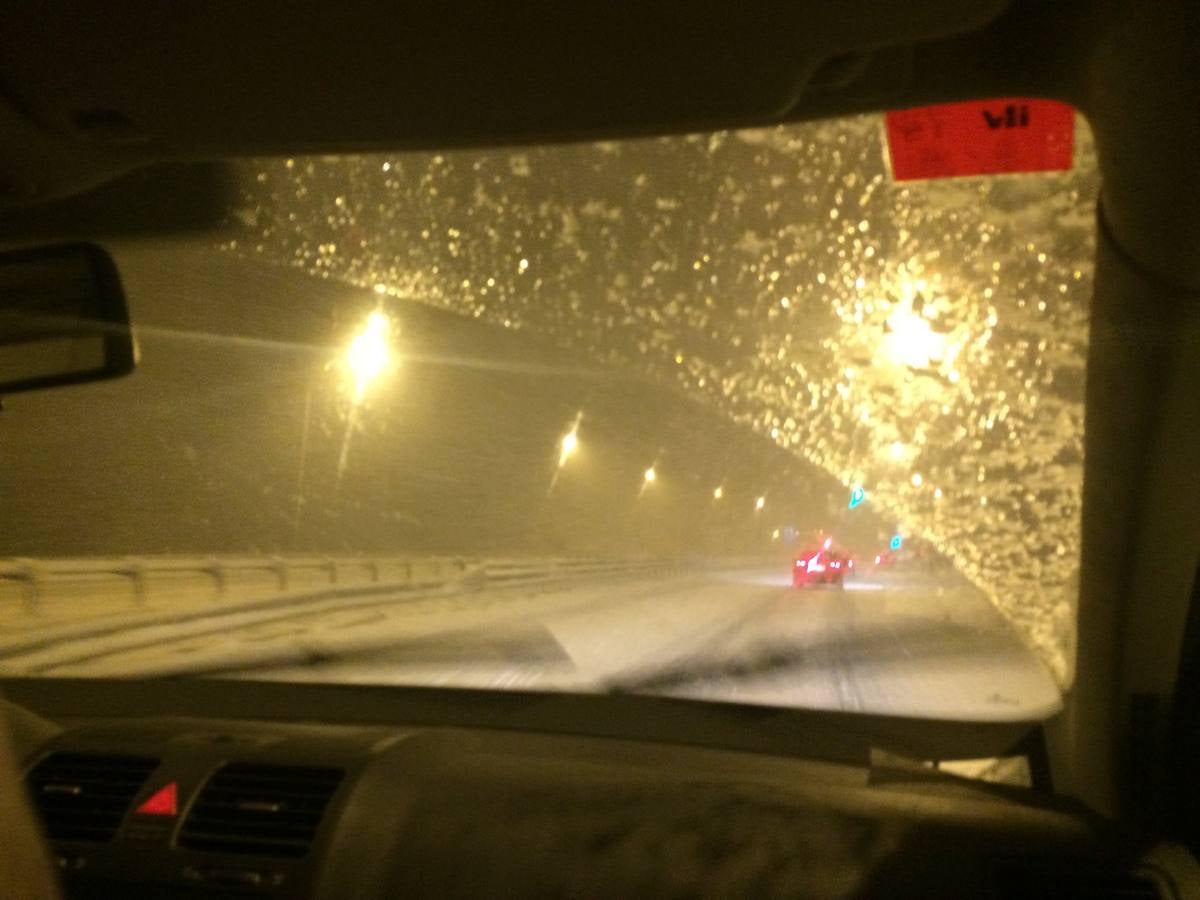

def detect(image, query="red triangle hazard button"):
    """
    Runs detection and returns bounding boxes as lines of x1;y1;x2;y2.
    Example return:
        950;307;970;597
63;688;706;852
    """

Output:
135;782;178;816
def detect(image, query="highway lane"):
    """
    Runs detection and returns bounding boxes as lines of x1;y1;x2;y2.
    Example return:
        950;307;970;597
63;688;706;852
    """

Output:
0;561;1060;721
2;566;768;676
213;566;1061;722
614;571;1064;721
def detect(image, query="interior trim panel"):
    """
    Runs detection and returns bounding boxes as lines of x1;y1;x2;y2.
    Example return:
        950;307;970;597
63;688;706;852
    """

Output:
2;678;1155;899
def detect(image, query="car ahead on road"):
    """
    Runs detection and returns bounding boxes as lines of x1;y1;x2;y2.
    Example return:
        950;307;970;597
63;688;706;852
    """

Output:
872;549;898;571
793;544;854;588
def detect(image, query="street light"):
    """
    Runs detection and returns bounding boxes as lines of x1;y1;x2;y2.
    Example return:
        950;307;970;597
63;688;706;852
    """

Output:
879;301;946;369
755;495;766;512
558;413;582;468
548;412;583;494
636;463;659;499
333;308;396;484
713;485;724;500
345;309;394;403
561;430;578;461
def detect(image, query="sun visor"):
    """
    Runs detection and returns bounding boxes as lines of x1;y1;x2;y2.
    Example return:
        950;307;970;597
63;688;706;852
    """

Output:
0;1;1011;201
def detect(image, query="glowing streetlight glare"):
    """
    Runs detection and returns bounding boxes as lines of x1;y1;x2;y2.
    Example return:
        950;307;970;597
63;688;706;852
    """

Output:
771;528;781;540
911;472;924;487
713;485;724;500
558;427;580;469
823;537;833;550
889;441;907;461
755;495;766;511
644;466;657;483
346;309;393;401
879;303;946;369
547;413;584;494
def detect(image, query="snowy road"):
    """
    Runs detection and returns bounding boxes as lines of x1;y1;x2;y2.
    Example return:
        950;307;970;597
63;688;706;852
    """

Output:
217;566;1061;722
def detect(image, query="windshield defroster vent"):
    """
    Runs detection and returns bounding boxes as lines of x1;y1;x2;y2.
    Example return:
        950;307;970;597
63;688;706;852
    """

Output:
178;763;344;859
26;752;159;843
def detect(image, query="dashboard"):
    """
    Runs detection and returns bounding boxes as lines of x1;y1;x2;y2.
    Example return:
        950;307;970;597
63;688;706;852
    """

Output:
0;677;1171;899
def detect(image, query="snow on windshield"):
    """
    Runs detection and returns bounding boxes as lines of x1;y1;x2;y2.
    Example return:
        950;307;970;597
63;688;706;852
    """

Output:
226;114;1097;686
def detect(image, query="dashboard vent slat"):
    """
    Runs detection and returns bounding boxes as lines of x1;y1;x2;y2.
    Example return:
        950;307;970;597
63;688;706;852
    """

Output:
179;763;344;859
26;752;159;843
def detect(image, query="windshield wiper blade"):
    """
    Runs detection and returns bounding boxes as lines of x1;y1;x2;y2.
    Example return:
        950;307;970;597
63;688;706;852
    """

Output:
605;640;809;694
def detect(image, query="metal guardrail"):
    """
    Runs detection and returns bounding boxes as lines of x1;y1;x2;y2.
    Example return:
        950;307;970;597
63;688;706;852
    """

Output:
0;555;692;619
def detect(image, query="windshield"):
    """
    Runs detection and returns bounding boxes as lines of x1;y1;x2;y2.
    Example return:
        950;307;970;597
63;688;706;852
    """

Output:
0;110;1097;722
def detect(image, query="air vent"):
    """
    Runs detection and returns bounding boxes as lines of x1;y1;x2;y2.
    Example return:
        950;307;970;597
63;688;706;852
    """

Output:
26;752;159;843
179;763;344;859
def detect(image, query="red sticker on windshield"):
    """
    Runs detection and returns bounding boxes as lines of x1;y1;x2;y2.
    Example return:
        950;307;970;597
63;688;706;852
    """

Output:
885;99;1074;181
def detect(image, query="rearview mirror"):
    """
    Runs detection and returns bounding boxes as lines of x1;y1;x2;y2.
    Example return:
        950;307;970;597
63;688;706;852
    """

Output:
0;243;136;394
